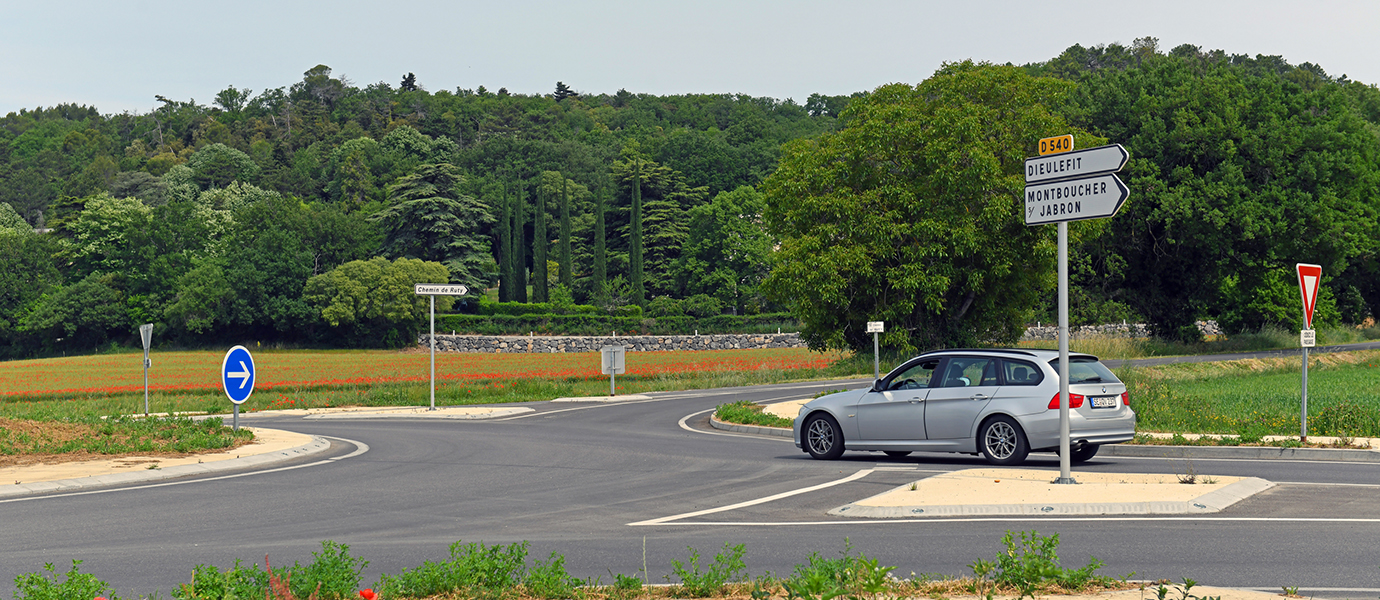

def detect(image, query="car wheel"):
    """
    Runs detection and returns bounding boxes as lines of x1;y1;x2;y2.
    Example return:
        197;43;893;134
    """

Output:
978;416;1029;466
882;451;912;458
804;414;845;460
1066;444;1099;464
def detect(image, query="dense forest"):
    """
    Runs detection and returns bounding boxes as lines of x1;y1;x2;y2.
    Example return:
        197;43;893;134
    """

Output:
1;39;1378;356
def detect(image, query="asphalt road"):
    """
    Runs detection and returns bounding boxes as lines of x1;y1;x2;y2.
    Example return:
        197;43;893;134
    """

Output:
4;377;1380;598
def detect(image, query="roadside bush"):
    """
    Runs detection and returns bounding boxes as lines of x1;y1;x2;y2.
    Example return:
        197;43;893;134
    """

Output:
647;295;685;317
683;294;726;318
14;560;116;600
173;541;367;600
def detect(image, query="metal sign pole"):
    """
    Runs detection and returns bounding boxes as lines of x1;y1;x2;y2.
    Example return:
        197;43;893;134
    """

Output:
873;332;880;380
430;294;436;411
1056;221;1075;484
144;348;150;417
1301;347;1309;441
233;404;239;432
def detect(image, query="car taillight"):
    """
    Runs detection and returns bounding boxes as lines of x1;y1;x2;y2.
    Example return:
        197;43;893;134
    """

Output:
1121;391;1129;406
1048;392;1085;409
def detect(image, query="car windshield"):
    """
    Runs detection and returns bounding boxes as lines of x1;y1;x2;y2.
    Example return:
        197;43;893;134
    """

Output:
1048;358;1121;384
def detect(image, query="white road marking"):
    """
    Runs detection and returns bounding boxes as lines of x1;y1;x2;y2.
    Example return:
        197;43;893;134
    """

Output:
0;436;369;504
629;468;875;526
644;516;1380;526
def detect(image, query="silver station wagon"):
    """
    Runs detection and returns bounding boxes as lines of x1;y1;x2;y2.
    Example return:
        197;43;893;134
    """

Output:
792;349;1136;465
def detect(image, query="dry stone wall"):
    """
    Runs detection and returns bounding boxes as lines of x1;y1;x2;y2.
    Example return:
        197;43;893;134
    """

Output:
417;333;805;353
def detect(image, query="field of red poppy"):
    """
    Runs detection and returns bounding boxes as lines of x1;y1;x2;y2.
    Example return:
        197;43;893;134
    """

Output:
0;347;845;399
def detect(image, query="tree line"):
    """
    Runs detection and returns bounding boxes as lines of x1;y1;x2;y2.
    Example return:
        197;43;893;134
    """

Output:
2;39;1378;357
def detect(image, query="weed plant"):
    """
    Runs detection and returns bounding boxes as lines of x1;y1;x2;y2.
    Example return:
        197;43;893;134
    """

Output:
174;541;366;600
782;540;895;600
714;400;793;428
14;560;117;600
668;543;748;597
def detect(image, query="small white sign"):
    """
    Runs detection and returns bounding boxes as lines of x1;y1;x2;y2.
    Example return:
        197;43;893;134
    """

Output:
866;321;884;334
601;345;626;375
415;284;469;296
1301;329;1316;348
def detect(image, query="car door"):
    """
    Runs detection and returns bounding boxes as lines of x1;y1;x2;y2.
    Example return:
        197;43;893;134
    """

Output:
856;358;937;441
924;356;1000;440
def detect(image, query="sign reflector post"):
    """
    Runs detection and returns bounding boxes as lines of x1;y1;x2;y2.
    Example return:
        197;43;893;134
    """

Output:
139;323;153;417
1297;263;1322;441
415;284;469;410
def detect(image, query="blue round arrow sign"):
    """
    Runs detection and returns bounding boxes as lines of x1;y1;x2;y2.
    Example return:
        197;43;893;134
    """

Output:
221;345;256;404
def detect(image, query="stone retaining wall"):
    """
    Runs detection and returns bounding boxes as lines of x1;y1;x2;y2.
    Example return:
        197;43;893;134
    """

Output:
1020;320;1221;341
417;333;805;353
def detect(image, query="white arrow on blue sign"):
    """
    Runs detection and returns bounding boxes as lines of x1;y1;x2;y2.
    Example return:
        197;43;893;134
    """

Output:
221;345;256;404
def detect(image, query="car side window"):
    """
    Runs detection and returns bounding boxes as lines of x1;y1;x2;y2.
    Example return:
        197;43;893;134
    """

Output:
939;357;996;388
1001;359;1043;386
887;359;938;390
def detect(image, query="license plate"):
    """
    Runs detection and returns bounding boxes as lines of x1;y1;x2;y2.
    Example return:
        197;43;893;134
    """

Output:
1090;396;1117;409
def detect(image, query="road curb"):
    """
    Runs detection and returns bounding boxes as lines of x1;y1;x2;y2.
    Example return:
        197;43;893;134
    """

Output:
0;431;332;499
1101;443;1380;462
708;414;793;438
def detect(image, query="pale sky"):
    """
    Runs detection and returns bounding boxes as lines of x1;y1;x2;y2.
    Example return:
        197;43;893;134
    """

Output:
2;0;1377;115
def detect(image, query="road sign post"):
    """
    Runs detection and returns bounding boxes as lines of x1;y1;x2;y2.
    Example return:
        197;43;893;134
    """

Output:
139;323;153;417
1024;140;1131;485
1297;263;1322;441
221;345;256;432
866;321;884;379
601;345;626;396
414;284;468;410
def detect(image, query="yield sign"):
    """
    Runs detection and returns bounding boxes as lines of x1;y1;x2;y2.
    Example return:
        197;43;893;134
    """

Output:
1297;263;1322;329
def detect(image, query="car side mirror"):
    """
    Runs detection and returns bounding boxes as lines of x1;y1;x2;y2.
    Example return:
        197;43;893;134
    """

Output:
871;379;885;392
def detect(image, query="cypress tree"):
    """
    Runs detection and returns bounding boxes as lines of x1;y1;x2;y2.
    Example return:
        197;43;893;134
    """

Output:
630;160;644;306
497;181;512;302
593;183;607;303
534;173;549;303
515;180;528;303
559;177;572;288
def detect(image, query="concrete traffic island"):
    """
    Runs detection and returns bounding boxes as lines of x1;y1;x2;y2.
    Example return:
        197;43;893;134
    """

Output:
831;468;1273;518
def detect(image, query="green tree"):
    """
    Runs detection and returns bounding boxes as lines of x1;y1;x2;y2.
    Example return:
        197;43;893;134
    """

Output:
559;177;573;287
20;273;128;351
533;173;550;302
371;164;495;290
514;179;528;303
0;230;61;357
675;185;772;314
629;160;644;306
185;143;260;189
303;257;452;347
762;62;1082;352
497;181;513;302
592;184;608;303
0;202;31;232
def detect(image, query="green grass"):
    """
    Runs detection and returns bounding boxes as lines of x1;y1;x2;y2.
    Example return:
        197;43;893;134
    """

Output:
1120;350;1380;437
714;400;794;428
1020;324;1380;360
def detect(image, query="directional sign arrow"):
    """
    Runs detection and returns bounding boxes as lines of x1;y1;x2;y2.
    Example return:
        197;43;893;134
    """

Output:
1024;173;1130;226
1025;144;1129;184
228;361;251;389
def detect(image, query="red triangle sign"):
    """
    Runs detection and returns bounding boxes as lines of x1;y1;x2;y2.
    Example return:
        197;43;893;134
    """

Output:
1297;263;1322;329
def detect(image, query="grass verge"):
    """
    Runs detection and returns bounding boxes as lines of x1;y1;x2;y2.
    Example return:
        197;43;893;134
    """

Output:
713;400;794;428
0;415;254;468
1019;324;1380;360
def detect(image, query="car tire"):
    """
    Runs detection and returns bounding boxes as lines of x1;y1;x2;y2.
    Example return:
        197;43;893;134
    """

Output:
1066;444;1099;464
882;451;912;458
804;414;845;460
978;416;1029;466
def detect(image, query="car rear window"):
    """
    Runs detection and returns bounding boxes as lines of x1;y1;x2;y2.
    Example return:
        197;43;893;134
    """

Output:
1047;358;1121;384
1001;359;1043;385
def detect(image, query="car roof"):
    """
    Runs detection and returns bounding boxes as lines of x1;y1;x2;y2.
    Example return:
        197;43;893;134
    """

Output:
912;348;1100;361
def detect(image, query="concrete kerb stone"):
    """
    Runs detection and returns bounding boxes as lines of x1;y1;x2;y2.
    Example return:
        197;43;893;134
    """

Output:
709;413;793;438
0;434;331;499
1101;443;1380;462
